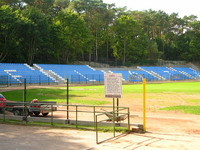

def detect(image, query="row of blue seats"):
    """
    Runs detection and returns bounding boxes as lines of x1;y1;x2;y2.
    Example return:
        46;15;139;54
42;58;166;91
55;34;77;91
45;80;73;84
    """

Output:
137;66;199;81
110;66;200;82
1;63;200;84
172;67;199;79
131;70;158;81
0;63;105;84
111;70;158;82
0;63;54;84
35;64;104;82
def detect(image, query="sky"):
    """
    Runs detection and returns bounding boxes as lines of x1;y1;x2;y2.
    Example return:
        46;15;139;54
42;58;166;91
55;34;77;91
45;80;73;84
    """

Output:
103;0;200;19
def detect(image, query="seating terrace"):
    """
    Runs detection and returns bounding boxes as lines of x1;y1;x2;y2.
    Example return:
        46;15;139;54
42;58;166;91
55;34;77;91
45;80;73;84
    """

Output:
0;63;199;85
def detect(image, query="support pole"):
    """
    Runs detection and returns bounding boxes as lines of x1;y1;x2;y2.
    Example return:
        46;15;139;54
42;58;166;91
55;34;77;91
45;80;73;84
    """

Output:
51;104;53;125
128;107;130;130
76;105;78;128
66;79;69;121
96;115;98;144
23;79;27;122
117;98;119;122
143;78;146;131
113;98;115;137
93;106;96;130
23;79;26;103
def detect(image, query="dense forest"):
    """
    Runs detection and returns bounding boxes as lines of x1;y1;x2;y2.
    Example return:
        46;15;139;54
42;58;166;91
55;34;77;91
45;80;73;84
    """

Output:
1;0;200;66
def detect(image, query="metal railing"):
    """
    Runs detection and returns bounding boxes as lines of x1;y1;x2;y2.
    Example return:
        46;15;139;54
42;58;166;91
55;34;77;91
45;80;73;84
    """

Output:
128;73;200;82
0;102;130;139
95;107;130;144
0;74;105;86
0;75;57;86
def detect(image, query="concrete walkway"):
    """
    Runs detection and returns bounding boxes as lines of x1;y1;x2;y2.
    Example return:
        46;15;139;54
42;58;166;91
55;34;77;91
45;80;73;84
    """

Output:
0;124;200;150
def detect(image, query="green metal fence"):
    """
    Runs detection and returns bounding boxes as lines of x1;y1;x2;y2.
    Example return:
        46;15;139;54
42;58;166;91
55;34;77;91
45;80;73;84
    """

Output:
0;101;130;143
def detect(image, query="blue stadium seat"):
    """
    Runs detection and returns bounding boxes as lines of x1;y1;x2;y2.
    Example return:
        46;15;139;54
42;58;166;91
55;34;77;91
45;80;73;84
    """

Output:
171;67;199;79
138;66;193;80
0;63;54;84
35;64;104;83
1;63;199;84
130;70;158;81
110;71;130;81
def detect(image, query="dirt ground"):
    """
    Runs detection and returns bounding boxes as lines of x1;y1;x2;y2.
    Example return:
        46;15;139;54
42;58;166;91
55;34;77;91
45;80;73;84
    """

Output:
1;85;200;149
1;108;200;150
53;107;200;136
1;123;200;150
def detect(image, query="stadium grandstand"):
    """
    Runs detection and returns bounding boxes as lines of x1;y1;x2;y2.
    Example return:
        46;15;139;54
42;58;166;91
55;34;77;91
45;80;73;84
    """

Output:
0;63;200;86
0;63;54;85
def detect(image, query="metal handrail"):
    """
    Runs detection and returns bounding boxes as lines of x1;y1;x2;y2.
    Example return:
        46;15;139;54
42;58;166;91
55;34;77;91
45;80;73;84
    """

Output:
95;107;130;144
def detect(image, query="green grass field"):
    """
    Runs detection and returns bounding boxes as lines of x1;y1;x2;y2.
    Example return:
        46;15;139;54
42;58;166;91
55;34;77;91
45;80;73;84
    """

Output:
2;81;200;114
160;105;200;115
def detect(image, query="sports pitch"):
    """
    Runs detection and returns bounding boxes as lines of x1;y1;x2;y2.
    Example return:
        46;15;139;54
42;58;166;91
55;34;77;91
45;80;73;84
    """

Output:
2;81;200;114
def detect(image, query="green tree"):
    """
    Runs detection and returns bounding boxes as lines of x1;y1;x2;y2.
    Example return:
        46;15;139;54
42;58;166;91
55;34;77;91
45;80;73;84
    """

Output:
20;6;50;65
0;5;28;62
181;21;200;62
97;3;116;64
111;15;148;65
72;0;109;62
52;10;92;63
0;0;25;9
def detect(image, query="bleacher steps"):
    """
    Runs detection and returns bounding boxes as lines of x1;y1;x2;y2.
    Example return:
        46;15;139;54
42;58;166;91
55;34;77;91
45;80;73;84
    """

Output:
24;64;34;70
33;64;42;70
179;71;195;79
4;71;22;84
33;64;62;83
168;67;176;71
74;70;95;82
137;67;161;80
44;70;64;83
190;67;199;78
151;71;166;80
190;67;197;72
171;67;198;79
86;65;96;71
129;71;142;81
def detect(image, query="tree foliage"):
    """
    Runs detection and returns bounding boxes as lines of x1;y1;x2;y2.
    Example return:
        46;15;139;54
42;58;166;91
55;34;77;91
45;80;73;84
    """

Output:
1;1;200;65
111;15;148;65
52;10;92;63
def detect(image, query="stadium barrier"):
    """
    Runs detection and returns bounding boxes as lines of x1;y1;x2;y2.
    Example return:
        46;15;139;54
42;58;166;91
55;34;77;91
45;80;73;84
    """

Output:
0;75;57;86
128;72;200;82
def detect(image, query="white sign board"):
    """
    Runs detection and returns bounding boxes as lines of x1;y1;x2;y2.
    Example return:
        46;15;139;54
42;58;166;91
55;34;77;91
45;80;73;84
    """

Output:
104;73;122;98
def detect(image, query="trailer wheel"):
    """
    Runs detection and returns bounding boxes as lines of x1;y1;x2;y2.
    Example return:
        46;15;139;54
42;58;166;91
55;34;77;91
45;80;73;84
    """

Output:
34;112;40;116
29;112;34;117
0;108;3;114
13;109;21;116
42;112;49;116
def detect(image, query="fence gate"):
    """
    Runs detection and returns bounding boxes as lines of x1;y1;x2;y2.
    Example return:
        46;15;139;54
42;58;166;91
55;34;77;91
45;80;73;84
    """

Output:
95;107;130;144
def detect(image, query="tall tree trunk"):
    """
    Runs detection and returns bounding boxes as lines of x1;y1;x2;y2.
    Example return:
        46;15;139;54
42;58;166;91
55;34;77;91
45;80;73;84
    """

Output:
106;38;109;64
81;51;84;61
123;39;126;65
0;51;7;63
28;38;35;65
95;30;98;62
66;56;69;64
89;52;91;62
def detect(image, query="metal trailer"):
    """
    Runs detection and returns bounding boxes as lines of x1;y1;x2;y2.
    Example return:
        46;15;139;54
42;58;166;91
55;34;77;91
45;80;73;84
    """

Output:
0;98;57;117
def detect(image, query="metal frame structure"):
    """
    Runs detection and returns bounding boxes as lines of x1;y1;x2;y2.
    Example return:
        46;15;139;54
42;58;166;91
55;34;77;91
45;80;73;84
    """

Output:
0;101;130;143
95;107;130;144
